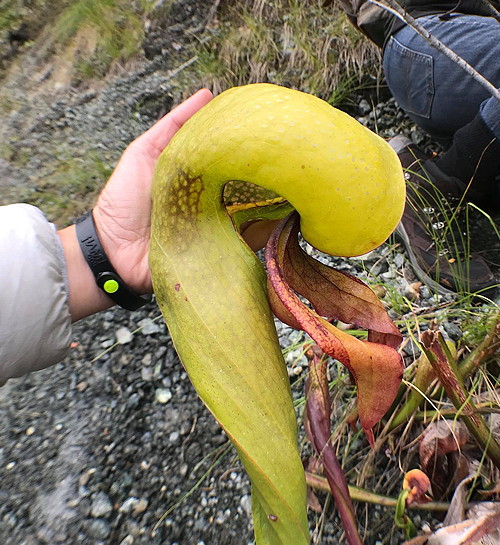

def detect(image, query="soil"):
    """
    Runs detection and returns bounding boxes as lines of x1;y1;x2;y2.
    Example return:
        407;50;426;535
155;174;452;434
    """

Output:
0;2;499;545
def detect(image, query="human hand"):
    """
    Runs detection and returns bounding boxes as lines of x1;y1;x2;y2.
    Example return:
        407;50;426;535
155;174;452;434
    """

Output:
93;88;213;294
58;89;213;321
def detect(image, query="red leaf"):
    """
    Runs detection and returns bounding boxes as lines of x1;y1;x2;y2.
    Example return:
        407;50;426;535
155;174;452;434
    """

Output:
265;213;403;439
280;213;402;349
305;346;363;545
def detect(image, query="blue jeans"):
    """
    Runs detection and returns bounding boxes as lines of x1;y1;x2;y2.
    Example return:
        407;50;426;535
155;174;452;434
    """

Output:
383;14;500;142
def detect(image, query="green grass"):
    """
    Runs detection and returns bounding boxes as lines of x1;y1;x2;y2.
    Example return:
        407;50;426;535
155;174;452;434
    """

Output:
0;0;61;33
1;0;154;82
54;0;149;79
0;0;22;32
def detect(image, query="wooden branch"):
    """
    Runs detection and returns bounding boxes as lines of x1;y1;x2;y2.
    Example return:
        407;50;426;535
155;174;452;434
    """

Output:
479;0;500;23
305;472;451;511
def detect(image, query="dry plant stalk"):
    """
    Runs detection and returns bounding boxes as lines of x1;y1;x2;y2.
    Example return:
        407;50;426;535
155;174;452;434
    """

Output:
421;329;500;470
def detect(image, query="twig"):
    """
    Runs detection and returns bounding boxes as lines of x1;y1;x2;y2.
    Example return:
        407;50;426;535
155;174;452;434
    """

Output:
479;0;500;23
305;472;451;511
189;0;221;33
368;0;500;102
164;56;199;83
413;404;500;421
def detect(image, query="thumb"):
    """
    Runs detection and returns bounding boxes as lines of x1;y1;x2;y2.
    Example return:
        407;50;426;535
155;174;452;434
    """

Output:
138;88;213;159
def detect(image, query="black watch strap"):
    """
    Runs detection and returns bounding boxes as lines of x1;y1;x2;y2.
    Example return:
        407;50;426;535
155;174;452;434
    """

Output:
75;211;151;311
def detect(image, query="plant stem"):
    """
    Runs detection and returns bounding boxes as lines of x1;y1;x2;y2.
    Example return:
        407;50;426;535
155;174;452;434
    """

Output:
304;472;451;511
459;310;500;378
413;404;499;421
389;340;456;430
305;347;364;545
389;352;435;430
421;330;500;470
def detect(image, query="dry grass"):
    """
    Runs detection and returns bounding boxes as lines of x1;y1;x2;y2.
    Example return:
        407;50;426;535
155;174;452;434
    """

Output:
198;0;382;102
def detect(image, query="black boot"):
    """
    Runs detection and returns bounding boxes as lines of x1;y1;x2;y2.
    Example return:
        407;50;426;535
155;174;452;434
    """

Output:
389;136;496;296
436;114;500;212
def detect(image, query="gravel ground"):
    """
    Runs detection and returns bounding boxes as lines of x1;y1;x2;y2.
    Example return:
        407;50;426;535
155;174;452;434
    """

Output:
0;250;472;545
0;302;257;545
1;3;499;545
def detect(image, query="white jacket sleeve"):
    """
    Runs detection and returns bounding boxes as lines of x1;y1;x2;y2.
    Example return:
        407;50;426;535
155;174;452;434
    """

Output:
0;204;72;385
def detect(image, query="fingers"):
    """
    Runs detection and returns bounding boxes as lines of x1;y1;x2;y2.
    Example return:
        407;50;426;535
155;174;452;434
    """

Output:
139;88;213;158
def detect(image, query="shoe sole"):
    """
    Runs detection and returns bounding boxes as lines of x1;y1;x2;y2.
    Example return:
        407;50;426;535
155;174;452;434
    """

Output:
394;221;455;297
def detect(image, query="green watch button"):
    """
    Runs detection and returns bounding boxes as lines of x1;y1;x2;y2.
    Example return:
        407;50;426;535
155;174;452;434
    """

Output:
103;279;119;294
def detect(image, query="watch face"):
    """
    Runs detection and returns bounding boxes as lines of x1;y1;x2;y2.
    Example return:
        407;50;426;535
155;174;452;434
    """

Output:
76;212;150;311
97;271;121;292
102;277;120;294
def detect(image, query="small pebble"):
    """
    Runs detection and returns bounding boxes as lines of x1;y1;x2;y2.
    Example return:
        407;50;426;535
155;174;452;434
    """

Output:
402;280;420;301
116;327;133;344
119;497;139;513
76;381;88;392
155;388;172;404
79;468;96;487
240;494;252;518
133;498;148;515
85;519;111;539
443;321;461;340
90;492;113;518
138;318;161;335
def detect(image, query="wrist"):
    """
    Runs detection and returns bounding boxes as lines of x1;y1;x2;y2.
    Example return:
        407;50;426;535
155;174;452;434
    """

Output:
92;205;152;295
58;224;114;322
75;211;151;311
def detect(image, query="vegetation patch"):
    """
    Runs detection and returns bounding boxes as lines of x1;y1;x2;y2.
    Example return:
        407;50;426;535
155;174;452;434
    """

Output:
197;0;381;104
1;0;154;82
54;0;152;80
